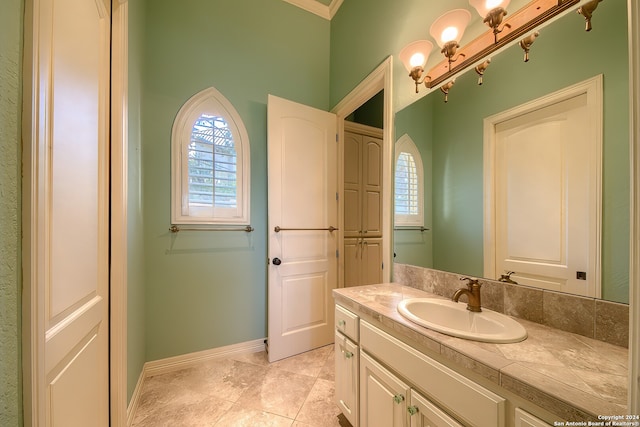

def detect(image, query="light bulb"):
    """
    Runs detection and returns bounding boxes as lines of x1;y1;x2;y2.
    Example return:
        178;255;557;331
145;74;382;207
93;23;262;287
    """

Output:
410;53;425;68
441;26;459;44
430;9;471;48
486;0;503;9
399;40;433;72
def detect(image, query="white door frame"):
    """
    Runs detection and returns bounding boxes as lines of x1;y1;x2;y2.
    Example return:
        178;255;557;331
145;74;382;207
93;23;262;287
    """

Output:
627;0;640;413
332;57;394;287
21;0;129;425
110;0;129;425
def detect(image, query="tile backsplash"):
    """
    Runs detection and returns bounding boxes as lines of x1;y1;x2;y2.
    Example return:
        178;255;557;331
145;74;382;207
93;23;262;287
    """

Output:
393;263;629;348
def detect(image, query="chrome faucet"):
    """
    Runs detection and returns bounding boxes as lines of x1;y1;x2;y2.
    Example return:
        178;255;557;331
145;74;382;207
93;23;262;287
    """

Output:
452;277;482;312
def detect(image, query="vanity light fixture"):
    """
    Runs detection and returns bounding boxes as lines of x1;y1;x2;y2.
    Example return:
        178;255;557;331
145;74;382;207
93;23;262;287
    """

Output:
440;79;456;103
469;0;512;44
400;0;581;96
519;31;539;62
429;9;472;72
474;59;491;85
399;40;434;93
577;0;604;32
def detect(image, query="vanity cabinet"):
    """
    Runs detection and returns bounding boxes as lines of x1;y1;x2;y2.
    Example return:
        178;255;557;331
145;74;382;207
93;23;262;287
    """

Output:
360;320;506;427
360;351;409;427
408;389;463;427
514;408;553;427
335;304;360;427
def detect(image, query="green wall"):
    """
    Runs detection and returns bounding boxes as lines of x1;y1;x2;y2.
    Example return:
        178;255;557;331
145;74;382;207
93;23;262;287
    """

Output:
141;0;330;360
127;0;147;400
0;0;23;425
392;1;629;303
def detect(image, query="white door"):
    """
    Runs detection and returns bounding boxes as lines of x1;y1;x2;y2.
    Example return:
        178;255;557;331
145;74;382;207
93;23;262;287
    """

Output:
23;0;111;424
490;81;601;297
267;95;338;362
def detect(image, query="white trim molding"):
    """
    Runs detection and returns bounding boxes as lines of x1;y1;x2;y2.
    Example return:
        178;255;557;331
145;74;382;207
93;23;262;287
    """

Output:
628;0;640;413
126;339;266;425
281;0;343;20
111;0;129;425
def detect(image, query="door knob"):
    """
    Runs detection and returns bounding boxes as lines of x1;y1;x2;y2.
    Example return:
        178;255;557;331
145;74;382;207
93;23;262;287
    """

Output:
272;257;282;265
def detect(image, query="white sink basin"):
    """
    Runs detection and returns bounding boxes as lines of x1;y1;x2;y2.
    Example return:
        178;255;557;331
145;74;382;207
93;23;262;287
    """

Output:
397;298;527;343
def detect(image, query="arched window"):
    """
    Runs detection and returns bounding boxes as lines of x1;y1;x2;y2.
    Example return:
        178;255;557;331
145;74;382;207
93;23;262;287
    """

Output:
394;134;424;226
171;87;250;225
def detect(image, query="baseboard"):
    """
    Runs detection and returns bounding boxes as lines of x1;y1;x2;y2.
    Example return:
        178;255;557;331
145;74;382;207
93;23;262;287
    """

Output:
126;338;266;425
126;369;145;426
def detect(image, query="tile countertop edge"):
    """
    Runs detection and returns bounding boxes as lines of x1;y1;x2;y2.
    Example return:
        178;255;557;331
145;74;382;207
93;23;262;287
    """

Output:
333;283;629;422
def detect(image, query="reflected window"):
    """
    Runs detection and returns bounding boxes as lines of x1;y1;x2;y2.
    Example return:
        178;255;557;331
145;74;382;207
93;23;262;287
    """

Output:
395;134;424;226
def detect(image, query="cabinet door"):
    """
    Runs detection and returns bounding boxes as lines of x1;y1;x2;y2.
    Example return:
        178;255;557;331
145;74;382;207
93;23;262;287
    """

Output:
361;238;383;286
344;131;362;239
408;389;463;427
514;408;552;427
344;238;361;287
360;351;409;427
362;136;383;237
335;331;359;427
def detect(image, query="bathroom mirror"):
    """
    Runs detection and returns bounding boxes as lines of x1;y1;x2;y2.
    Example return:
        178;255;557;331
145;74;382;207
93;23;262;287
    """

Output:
393;0;630;303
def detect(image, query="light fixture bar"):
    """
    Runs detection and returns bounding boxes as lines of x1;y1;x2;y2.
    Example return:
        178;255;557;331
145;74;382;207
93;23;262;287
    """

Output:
424;0;579;89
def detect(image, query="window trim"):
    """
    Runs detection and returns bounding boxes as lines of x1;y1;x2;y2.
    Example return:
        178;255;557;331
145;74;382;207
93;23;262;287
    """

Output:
394;133;424;227
171;87;250;225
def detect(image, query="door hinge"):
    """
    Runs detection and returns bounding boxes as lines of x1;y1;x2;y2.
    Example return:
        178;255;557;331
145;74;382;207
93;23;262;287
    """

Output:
336;249;340;258
336;192;339;201
336;133;339;142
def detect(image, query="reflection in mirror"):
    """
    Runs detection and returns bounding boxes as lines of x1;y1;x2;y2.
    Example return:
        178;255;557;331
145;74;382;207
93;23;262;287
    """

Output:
394;0;629;303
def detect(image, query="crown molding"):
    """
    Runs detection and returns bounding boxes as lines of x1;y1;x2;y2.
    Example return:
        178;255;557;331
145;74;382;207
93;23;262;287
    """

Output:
328;0;344;19
281;0;343;20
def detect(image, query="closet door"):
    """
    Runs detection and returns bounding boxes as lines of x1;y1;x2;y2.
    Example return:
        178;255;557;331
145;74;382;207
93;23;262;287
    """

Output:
344;131;362;239
362;135;383;237
344;238;361;287
361;238;383;286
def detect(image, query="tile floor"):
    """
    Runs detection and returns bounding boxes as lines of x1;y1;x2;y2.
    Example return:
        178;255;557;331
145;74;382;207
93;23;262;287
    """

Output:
130;344;352;426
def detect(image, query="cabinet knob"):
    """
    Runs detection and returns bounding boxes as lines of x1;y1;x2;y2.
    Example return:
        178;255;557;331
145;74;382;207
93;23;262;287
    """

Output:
408;405;419;416
344;351;354;359
393;394;405;404
338;320;346;327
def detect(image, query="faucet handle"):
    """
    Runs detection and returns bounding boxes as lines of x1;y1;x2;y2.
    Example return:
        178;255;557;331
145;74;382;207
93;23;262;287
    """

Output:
459;277;480;288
